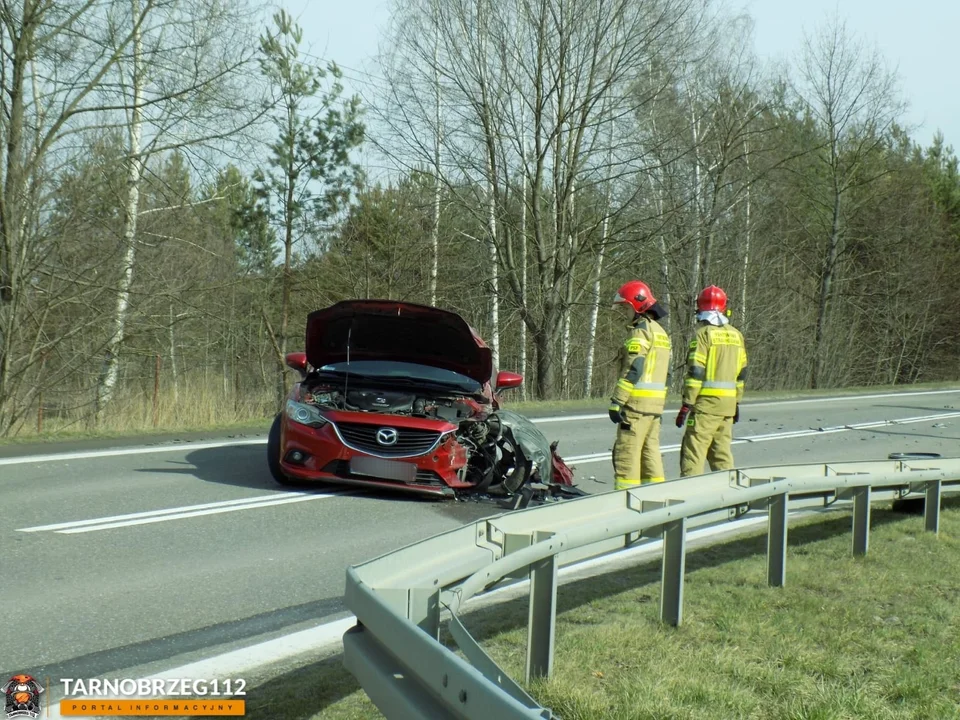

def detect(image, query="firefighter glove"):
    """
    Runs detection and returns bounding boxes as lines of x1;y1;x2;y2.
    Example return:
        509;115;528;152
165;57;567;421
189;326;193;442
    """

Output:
675;403;692;428
608;403;626;425
733;404;740;423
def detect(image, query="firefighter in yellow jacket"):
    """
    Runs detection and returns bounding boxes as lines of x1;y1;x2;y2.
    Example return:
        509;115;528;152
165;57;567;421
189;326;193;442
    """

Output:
676;285;748;476
609;280;672;489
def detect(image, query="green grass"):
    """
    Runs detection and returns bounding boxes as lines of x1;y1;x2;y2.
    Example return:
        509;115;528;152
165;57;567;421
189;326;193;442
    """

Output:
173;654;380;720
179;502;960;720
480;504;960;720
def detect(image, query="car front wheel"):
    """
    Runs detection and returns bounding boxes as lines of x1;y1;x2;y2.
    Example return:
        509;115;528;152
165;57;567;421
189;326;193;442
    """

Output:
267;414;300;487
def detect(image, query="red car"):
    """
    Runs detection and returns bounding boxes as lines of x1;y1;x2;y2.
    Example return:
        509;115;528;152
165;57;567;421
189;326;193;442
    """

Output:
267;299;576;498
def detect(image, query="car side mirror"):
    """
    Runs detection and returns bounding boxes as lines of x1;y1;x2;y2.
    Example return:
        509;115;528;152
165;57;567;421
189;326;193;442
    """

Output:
285;352;308;375
495;371;523;391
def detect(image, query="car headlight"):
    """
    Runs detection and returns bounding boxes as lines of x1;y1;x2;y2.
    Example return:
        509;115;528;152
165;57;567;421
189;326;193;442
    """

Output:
285;399;328;428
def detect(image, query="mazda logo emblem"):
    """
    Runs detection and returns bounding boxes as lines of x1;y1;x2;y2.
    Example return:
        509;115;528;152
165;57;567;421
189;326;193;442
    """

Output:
376;427;399;446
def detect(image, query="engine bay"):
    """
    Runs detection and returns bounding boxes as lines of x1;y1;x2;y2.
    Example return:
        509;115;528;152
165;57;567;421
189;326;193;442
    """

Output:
302;386;481;423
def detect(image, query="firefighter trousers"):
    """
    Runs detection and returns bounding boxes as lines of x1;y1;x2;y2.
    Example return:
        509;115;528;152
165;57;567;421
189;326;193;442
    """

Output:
612;408;665;490
679;410;734;477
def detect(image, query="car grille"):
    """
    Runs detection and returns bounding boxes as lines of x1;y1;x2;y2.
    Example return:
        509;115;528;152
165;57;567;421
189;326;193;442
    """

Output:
333;422;443;457
322;460;444;486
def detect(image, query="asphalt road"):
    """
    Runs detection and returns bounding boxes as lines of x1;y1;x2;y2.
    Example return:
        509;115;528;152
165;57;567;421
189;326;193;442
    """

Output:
2;389;959;685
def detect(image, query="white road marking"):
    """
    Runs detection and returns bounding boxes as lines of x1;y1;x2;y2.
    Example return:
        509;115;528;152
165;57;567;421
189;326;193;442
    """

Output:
0;438;266;466
744;388;960;409
16;410;957;532
18;492;314;532
534;412;615;424
563;411;960;465
534;388;960;423
16;491;346;534
2;388;957;467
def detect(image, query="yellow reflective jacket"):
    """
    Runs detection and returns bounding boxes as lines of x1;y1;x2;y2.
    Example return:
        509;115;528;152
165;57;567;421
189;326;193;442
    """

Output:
611;317;672;415
682;321;747;417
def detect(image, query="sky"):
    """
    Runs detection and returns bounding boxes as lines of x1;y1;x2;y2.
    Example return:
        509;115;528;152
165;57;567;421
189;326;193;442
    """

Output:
279;0;960;152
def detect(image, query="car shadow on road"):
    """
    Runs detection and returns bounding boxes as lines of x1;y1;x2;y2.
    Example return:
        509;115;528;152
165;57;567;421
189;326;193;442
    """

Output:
172;499;960;720
134;445;279;491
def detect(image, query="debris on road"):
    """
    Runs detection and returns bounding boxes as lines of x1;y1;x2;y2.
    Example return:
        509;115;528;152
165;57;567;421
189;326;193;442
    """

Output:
456;481;589;510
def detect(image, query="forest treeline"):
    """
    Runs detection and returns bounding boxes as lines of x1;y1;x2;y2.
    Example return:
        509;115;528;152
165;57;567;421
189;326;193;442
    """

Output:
1;0;958;435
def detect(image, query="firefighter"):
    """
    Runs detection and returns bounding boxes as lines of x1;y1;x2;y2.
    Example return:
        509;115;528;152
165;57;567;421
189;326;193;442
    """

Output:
676;285;748;476
608;280;672;490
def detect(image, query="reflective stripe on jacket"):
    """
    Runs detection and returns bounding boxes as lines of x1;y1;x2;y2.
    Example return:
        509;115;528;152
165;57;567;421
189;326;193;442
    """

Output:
682;322;747;417
611;317;672;415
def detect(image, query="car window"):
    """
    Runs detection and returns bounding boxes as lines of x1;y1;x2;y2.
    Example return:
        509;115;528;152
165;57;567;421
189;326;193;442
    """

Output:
317;360;482;393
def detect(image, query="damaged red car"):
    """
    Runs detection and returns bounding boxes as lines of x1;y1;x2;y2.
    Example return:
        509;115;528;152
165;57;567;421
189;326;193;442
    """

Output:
267;299;577;499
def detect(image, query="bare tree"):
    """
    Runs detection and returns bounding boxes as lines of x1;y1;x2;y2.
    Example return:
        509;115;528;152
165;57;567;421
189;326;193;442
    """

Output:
0;0;167;434
583;122;615;397
375;0;707;397
96;0;146;419
794;17;903;388
428;22;441;306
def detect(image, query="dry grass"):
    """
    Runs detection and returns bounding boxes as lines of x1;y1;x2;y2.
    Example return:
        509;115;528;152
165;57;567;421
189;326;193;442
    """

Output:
3;375;276;443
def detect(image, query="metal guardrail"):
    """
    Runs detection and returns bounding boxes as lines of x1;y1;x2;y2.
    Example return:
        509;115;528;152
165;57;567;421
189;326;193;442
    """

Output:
342;458;960;719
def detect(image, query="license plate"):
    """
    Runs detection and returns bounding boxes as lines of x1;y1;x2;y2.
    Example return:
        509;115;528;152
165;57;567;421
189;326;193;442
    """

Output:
349;455;418;483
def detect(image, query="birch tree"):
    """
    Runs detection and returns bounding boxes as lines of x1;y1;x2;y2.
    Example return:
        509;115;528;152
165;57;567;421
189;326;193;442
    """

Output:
95;0;146;418
93;0;265;419
0;0;166;434
428;23;441;306
583;131;614;397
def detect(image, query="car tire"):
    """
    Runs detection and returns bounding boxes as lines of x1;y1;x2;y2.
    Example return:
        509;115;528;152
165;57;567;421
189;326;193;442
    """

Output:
267;413;300;487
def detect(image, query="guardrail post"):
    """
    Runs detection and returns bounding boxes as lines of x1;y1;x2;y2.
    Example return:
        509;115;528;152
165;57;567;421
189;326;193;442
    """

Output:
525;530;558;683
924;480;942;534
503;532;533;580
767;493;788;587
660;518;687;627
852;486;871;556
636;499;665;539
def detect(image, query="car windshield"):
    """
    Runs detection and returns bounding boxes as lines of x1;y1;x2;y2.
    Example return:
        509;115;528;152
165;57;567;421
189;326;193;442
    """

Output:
316;360;483;393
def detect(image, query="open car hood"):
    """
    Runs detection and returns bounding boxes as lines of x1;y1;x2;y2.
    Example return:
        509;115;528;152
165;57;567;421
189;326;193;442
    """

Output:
304;300;493;386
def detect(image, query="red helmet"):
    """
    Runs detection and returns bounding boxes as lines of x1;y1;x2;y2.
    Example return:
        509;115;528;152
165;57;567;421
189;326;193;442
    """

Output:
613;280;656;315
697;285;727;312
